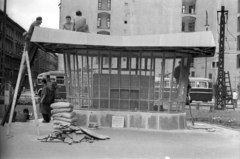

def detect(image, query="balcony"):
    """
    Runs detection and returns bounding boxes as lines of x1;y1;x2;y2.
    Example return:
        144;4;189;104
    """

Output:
182;16;196;32
97;12;111;29
98;0;111;10
182;0;196;15
97;31;110;35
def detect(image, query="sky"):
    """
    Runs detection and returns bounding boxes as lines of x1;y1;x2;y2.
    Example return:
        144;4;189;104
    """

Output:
0;0;60;31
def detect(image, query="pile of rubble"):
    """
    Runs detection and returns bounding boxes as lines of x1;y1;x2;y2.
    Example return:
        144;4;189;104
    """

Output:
38;124;110;145
38;102;110;145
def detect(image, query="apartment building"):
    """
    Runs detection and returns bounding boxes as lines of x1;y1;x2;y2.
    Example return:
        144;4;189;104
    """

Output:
58;0;240;90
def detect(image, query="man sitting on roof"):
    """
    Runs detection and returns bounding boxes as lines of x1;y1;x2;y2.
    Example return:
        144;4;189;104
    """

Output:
72;10;89;33
61;15;73;30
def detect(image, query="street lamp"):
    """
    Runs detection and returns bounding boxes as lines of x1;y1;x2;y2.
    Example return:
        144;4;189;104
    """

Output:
204;11;210;78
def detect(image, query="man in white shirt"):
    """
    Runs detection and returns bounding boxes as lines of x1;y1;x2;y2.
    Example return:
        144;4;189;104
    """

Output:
232;90;238;108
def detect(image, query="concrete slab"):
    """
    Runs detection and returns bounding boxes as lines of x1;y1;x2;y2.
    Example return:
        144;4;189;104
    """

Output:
0;120;239;159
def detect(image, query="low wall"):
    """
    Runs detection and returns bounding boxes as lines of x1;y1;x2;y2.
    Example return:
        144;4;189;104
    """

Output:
74;110;187;131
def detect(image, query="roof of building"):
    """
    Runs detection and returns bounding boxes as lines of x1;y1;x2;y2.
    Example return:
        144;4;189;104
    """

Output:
31;27;216;57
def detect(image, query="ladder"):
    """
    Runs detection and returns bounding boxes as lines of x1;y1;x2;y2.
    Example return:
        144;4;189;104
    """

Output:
225;71;234;110
1;43;39;126
2;42;40;135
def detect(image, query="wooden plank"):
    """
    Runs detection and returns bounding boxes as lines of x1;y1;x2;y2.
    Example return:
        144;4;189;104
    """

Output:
80;127;110;140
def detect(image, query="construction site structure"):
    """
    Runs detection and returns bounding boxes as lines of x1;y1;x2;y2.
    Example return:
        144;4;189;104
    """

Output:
215;6;229;110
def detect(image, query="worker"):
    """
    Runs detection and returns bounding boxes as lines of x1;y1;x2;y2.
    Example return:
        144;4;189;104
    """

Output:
45;75;58;103
22;17;42;54
233;90;238;108
61;15;73;30
24;17;42;41
174;61;192;104
72;10;89;33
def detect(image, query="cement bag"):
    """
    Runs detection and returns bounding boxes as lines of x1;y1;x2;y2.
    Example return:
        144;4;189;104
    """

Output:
53;115;78;123
53;120;72;125
51;107;73;114
51;102;74;109
52;112;76;119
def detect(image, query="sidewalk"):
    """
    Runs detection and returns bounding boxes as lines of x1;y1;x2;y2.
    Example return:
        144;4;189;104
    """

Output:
0;120;239;159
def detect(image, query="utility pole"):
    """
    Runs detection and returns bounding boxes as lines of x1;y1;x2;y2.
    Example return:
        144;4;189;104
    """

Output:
0;0;7;94
215;6;228;110
204;10;209;78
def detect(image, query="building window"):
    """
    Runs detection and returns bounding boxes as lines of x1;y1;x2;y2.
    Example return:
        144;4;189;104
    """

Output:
182;23;185;32
189;5;195;14
209;73;212;79
98;0;102;8
190;58;194;67
239;0;240;13
107;18;110;28
238;17;240;32
107;0;111;9
189;22;195;32
191;71;195;77
238;36;240;50
212;61;219;69
237;54;240;68
182;6;185;13
97;18;101;27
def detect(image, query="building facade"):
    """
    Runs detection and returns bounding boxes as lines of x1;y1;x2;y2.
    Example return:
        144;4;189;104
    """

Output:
0;10;58;90
58;0;240;91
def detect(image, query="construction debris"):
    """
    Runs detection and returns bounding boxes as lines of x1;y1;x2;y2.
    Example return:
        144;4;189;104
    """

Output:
38;124;110;145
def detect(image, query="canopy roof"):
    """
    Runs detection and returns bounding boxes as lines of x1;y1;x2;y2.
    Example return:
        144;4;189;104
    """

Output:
31;27;216;57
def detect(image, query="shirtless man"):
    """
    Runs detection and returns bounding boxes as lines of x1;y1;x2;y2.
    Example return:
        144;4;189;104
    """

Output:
61;16;73;30
72;10;89;33
24;17;42;41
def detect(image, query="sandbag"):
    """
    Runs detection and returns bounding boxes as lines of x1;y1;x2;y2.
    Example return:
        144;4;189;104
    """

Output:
52;112;76;119
51;107;73;114
53;119;72;125
53;115;78;123
51;102;74;109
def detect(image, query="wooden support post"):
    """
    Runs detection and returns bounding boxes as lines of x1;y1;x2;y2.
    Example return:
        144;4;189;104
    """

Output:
91;56;93;109
63;54;69;103
109;51;112;110
76;54;81;109
129;52;132;110
86;51;90;109
139;52;142;111
73;54;76;106
148;52;153;111
81;55;84;107
98;52;101;110
160;53;166;111
169;53;176;112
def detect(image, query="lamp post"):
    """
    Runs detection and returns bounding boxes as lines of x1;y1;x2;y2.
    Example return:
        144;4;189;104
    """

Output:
204;11;210;78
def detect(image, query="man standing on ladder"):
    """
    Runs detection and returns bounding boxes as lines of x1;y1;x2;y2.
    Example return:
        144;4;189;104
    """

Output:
23;17;42;51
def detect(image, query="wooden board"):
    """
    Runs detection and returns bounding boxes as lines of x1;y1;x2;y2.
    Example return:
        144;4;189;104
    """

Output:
80;127;110;140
